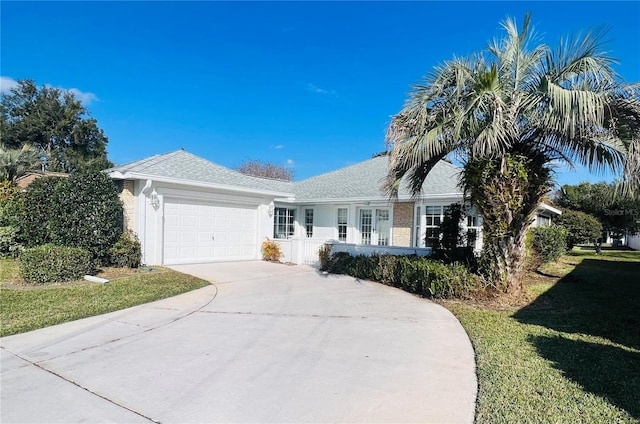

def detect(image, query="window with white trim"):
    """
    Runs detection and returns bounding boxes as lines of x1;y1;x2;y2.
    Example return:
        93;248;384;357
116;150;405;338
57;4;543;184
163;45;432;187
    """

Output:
466;207;482;249
273;207;296;239
337;208;348;242
414;206;421;247
424;206;442;248
304;209;314;238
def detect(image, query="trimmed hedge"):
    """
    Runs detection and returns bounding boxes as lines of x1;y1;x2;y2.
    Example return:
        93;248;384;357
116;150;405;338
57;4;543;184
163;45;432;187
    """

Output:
528;225;568;267
20;177;63;247
49;172;123;265
326;252;483;299
20;245;94;284
109;230;142;268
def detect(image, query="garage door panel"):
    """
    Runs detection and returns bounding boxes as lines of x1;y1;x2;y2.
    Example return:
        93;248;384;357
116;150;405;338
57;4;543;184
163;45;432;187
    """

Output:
163;198;257;264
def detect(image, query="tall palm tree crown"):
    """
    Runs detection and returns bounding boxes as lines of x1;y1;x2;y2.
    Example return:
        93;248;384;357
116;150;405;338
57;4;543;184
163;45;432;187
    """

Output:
385;14;640;290
385;13;640;198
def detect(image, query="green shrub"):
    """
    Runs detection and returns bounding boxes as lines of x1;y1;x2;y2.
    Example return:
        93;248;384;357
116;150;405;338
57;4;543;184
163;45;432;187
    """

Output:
20;245;93;283
0;226;23;258
109;230;142;268
327;251;355;274
49;172;123;265
19;177;63;247
0;182;25;228
529;225;568;266
325;252;483;299
556;209;603;249
261;239;283;262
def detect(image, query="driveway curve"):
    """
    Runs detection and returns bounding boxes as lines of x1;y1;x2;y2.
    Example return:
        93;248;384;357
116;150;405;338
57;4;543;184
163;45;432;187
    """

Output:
1;261;476;423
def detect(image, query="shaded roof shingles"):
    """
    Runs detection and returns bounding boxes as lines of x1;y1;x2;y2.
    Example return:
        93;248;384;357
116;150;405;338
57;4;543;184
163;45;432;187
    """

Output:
108;150;294;194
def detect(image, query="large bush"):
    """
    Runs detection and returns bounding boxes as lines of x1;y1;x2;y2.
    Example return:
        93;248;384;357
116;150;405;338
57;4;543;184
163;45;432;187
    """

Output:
110;230;142;268
0;226;23;258
20;245;93;283
528;225;568;269
49;172;123;265
556;209;603;249
20;177;63;247
326;252;483;299
0;181;25;228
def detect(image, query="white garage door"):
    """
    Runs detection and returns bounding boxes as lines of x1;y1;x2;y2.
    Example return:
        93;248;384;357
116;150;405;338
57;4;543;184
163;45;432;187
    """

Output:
163;198;257;264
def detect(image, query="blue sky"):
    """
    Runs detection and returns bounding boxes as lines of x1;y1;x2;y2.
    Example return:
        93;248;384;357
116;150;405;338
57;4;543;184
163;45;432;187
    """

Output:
2;1;639;187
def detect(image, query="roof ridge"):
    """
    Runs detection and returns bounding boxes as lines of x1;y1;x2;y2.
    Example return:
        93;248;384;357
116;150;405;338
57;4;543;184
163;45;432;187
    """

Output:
298;155;386;184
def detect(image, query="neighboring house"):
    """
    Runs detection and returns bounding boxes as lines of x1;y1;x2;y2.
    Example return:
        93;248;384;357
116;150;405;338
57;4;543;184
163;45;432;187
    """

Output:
628;234;640;250
15;171;68;189
531;203;562;228
107;149;559;266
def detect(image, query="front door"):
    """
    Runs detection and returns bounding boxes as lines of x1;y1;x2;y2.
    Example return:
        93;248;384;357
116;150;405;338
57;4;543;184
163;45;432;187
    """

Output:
359;208;390;246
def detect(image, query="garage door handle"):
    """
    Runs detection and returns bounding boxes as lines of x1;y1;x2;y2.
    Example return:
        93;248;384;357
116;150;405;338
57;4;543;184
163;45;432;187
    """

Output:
211;235;215;241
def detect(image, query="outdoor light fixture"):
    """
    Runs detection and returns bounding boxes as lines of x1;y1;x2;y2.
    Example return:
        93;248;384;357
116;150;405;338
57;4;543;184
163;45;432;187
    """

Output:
150;190;160;210
268;201;275;217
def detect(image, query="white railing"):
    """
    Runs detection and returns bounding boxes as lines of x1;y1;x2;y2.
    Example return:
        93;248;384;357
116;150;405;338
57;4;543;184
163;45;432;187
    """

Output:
275;238;433;266
330;242;432;258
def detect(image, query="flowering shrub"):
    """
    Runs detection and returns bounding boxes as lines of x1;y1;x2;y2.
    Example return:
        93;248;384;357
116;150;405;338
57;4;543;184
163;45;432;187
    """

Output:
261;238;283;262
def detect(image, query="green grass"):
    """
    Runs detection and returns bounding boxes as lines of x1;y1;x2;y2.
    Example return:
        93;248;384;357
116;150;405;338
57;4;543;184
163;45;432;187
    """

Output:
0;258;20;282
0;268;210;337
443;247;640;423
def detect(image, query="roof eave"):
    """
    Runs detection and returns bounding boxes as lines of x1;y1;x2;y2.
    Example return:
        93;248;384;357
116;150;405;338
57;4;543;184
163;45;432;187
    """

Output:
108;171;294;198
279;192;465;204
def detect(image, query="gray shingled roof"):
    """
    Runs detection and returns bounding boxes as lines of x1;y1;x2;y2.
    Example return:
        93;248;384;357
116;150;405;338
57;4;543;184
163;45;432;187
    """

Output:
107;150;294;194
108;150;462;200
294;156;462;201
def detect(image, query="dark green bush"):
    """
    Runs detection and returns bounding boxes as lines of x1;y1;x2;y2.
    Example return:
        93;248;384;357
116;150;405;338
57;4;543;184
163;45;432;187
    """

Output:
0;226;23;258
49;172;123;265
20;177;63;247
529;225;568;267
325;252;483;299
0;182;25;228
109;230;142;268
20;245;93;283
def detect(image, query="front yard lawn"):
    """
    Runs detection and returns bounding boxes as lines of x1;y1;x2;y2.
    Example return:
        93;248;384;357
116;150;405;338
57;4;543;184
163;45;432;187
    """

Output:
0;260;210;337
442;247;640;423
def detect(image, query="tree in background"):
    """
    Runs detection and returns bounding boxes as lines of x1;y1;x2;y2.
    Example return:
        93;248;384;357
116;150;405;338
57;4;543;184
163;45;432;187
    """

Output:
385;14;640;294
235;160;294;181
0;79;112;173
556;182;640;237
555;209;603;249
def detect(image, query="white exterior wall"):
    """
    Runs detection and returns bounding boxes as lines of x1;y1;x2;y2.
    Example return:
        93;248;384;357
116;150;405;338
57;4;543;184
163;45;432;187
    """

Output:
132;180;275;265
276;202;396;245
628;234;640;250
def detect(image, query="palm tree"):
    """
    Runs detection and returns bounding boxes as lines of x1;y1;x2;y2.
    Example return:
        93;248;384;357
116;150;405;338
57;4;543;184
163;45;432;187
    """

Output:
385;14;640;293
0;144;42;183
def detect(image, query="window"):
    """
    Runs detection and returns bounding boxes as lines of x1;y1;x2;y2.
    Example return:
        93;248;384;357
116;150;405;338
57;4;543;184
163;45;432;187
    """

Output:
337;208;348;242
376;209;390;246
360;209;373;245
466;208;482;249
424;206;442;248
414;206;421;247
537;214;551;227
273;207;296;239
305;209;314;238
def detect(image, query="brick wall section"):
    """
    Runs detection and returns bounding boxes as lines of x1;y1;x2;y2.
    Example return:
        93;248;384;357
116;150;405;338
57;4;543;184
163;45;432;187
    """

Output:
119;180;135;231
392;202;414;247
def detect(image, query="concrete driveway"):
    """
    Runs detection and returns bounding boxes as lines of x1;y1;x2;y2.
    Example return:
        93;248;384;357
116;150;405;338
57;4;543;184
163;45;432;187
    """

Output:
1;261;477;423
